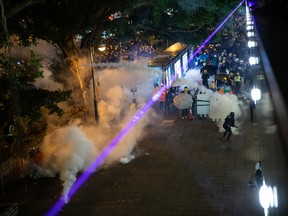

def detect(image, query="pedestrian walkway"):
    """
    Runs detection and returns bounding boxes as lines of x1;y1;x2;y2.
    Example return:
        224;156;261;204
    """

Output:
56;111;265;216
1;103;287;216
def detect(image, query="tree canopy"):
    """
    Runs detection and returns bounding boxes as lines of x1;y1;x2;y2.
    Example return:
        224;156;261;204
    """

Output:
1;0;241;49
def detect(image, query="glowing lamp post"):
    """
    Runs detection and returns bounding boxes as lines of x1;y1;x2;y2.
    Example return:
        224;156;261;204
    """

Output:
259;180;278;216
89;43;106;123
98;43;106;52
251;87;261;104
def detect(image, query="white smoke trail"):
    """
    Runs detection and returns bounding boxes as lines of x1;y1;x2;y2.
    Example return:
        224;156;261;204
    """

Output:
22;40;245;200
20;42;163;200
184;68;245;134
40;124;98;202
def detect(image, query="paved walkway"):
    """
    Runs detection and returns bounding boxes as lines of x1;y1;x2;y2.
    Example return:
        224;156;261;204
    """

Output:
1;103;288;216
56;110;265;216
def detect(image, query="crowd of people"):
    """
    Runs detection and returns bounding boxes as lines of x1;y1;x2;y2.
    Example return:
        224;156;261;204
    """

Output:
150;11;254;142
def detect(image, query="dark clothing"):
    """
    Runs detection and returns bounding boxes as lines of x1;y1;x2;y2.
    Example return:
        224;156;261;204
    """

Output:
222;114;236;141
201;65;216;76
227;77;234;87
249;97;256;121
255;169;263;188
249;169;263;190
201;73;210;88
165;88;175;115
181;108;189;118
223;114;236;128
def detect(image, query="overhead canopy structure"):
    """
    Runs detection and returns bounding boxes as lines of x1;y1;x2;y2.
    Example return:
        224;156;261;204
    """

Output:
163;42;188;57
148;42;188;68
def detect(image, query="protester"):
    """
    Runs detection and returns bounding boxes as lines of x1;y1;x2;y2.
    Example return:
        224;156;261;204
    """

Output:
248;161;263;190
165;87;175;115
173;86;193;120
152;83;166;110
201;69;210;89
181;87;190;119
249;95;256;121
234;72;242;95
221;112;238;142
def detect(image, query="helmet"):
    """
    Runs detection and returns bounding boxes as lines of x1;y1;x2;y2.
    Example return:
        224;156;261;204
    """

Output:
230;112;235;117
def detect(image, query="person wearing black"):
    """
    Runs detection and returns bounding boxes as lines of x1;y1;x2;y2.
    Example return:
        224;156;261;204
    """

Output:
221;112;238;142
248;161;263;190
165;87;175;115
249;95;256;121
201;69;210;89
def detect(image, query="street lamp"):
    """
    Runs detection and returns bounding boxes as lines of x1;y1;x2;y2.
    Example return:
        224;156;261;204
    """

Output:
89;43;106;123
98;43;106;52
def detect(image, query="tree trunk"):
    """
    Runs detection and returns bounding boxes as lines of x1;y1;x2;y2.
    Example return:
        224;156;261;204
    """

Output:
59;36;90;114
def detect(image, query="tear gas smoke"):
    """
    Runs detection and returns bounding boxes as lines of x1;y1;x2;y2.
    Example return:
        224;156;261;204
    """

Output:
26;43;162;201
20;40;245;204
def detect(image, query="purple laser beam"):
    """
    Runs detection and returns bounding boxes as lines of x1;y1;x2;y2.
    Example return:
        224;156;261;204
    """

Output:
188;0;245;64
46;1;244;215
45;97;156;216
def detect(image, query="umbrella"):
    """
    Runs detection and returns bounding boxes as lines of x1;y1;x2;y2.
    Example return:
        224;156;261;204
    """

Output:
173;93;193;109
171;78;189;87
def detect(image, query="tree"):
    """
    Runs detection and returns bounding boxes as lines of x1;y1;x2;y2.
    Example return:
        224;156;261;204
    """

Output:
1;0;241;52
0;0;242;114
0;50;71;122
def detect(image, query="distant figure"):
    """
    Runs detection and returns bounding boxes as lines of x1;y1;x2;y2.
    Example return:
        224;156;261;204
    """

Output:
158;85;166;110
249;95;256;121
227;72;235;90
152;83;166;110
234;72;242;95
210;81;216;92
130;98;137;110
165;87;175;115
221;112;238;142
248;161;263;190
173;86;193;120
201;70;210;88
181;87;190;119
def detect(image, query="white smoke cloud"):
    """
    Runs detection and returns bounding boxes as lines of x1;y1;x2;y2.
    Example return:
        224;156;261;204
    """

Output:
21;42;162;201
24;40;246;202
183;68;245;134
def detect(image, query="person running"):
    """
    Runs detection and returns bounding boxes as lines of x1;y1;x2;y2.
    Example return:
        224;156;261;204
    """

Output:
221;112;238;142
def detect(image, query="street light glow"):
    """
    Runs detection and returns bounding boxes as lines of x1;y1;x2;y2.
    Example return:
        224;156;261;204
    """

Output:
251;87;261;103
259;181;278;216
247;31;255;37
247;25;254;30
248;40;257;48
98;43;106;52
249;56;259;65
